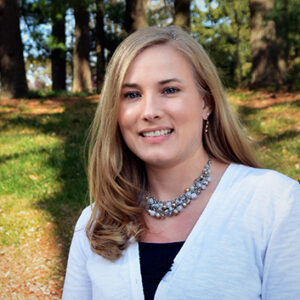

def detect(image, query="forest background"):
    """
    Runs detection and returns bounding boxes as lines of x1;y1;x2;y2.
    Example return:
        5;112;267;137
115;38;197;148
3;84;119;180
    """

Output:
1;0;300;97
0;0;299;298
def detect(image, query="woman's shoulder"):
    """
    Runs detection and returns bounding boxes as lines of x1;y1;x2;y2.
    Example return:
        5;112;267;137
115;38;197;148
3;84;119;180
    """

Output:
228;163;299;189
223;164;299;225
222;163;299;207
75;205;93;231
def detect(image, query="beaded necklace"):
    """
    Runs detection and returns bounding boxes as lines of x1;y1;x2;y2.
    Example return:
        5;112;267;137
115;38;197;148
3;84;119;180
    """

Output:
144;158;212;218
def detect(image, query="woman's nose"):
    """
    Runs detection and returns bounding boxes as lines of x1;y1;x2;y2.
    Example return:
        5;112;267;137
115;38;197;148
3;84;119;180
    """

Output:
141;94;162;121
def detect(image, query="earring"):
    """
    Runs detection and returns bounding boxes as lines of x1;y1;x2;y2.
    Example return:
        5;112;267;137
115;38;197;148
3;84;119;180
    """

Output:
205;113;210;134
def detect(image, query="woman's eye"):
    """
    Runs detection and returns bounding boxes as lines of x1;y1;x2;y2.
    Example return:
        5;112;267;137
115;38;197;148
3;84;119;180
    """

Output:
163;87;179;95
124;91;141;99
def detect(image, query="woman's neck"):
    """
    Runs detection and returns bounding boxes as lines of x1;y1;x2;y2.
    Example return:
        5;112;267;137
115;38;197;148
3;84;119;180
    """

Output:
145;153;210;201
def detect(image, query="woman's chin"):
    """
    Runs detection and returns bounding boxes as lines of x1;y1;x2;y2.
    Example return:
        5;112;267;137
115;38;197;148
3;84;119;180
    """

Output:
142;155;178;169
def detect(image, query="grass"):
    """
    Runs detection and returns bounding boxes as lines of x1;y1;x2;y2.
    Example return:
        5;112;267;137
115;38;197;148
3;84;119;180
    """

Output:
227;90;299;179
0;91;299;297
0;97;97;298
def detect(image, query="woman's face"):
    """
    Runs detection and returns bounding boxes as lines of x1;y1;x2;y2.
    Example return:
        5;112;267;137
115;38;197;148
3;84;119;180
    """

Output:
117;44;210;169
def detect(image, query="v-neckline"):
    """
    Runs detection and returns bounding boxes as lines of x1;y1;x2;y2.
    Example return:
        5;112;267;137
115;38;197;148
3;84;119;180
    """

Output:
128;163;235;300
168;163;234;273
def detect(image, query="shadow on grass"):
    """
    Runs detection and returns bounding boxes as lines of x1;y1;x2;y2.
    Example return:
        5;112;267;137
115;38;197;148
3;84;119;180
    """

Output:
256;98;300;110
259;130;300;146
236;98;299;131
0;98;98;270
237;98;300;117
236;96;299;177
0;148;49;164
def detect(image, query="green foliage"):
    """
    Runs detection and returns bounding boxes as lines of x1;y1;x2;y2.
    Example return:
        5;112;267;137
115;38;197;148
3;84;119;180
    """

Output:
104;1;126;27
89;1;127;66
268;0;300;89
147;0;173;27
191;0;251;88
17;0;300;91
103;1;127;52
46;35;67;52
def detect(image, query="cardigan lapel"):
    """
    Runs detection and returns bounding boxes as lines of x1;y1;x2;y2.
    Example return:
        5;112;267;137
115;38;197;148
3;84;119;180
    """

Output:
127;240;145;300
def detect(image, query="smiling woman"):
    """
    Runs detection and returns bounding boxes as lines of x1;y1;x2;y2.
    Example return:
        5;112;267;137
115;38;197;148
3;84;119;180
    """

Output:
118;44;208;168
62;26;300;300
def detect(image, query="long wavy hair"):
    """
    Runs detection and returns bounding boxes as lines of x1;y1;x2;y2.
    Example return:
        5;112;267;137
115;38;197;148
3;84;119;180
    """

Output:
86;26;260;261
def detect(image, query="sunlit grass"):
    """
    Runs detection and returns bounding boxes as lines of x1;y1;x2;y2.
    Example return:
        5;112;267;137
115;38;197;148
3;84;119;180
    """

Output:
0;99;96;252
227;90;300;179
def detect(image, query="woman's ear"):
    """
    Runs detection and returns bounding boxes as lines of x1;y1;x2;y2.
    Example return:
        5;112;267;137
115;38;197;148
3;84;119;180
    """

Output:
204;111;210;120
202;102;211;120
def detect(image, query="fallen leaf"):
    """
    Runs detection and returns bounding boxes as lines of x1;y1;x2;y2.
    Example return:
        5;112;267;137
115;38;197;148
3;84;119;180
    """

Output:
29;175;38;181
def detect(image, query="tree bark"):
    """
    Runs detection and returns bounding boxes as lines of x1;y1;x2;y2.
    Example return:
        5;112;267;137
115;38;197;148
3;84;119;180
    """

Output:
51;6;66;91
0;0;27;99
233;6;242;86
250;0;286;88
72;4;92;93
95;0;105;92
125;0;148;33
173;0;191;31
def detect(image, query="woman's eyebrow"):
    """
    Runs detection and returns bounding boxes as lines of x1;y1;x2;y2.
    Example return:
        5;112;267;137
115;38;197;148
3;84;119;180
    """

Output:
122;83;140;88
158;78;183;85
122;78;182;88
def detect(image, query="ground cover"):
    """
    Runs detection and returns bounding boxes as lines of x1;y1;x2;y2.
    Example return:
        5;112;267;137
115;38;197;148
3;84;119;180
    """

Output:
228;90;299;179
0;91;299;299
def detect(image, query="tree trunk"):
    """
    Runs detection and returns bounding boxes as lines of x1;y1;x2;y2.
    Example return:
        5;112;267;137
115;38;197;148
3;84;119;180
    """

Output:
0;0;27;99
236;25;242;86
233;7;242;86
51;7;66;91
250;0;286;88
173;0;191;31
125;0;148;33
95;0;105;92
72;4;92;93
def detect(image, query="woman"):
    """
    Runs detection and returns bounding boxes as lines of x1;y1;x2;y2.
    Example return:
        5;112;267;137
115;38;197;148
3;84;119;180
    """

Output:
62;26;300;299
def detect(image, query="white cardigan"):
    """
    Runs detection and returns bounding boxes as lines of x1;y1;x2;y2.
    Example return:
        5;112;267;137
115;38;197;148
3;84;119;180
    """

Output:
62;164;300;299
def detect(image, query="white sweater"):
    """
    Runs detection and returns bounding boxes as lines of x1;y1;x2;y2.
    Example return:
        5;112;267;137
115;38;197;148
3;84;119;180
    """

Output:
62;164;300;299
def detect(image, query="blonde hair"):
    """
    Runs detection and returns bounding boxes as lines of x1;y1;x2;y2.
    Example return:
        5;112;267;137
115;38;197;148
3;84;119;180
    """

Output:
86;26;260;261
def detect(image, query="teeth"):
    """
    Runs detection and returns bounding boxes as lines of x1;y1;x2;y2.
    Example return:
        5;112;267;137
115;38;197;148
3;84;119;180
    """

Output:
143;129;172;137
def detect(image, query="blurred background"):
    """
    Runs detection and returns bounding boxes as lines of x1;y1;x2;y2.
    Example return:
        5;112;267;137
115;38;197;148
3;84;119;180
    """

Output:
1;0;299;97
0;0;299;299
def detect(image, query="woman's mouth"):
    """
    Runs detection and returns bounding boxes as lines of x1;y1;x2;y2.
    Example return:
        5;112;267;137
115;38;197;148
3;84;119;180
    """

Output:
141;129;173;137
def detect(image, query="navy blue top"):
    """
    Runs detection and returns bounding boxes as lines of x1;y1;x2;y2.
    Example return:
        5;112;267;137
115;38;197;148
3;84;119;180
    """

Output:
139;241;184;300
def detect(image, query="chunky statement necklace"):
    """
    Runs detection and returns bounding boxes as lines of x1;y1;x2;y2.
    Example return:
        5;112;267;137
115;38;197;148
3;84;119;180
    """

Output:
144;157;212;218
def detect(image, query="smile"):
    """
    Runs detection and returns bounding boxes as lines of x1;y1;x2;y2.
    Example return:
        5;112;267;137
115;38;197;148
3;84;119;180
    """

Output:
141;129;173;137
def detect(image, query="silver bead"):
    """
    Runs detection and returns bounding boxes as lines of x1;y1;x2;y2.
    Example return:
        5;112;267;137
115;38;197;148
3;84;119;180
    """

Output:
148;210;155;217
191;193;197;199
185;191;192;197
